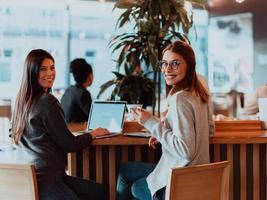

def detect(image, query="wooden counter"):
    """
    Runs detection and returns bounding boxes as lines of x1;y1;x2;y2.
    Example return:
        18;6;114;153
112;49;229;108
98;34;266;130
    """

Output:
209;129;267;200
68;122;267;200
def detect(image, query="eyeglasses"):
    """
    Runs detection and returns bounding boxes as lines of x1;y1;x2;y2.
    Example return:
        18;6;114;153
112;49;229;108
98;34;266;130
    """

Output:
158;60;182;71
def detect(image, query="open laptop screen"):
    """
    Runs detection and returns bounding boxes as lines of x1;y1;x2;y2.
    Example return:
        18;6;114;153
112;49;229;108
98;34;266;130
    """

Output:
87;101;126;133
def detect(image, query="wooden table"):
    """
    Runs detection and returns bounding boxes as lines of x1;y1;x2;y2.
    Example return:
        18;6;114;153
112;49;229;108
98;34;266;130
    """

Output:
68;122;267;200
68;122;161;200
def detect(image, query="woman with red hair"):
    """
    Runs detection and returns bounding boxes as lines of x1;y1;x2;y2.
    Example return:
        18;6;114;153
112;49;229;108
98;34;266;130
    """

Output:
116;41;213;200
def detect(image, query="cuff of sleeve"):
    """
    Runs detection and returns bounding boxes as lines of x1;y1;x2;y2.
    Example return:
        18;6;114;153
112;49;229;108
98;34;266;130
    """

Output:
143;116;159;131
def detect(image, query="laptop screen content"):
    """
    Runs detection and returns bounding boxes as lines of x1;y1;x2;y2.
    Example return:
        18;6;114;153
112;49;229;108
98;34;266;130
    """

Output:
87;101;126;133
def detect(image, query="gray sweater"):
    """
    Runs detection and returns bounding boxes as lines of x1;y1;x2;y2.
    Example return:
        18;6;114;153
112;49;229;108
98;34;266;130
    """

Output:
19;93;92;189
143;90;213;197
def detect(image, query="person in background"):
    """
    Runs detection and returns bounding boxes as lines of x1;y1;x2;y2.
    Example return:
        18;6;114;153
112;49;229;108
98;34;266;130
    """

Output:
11;49;108;200
116;41;213;200
240;84;267;116
61;58;93;123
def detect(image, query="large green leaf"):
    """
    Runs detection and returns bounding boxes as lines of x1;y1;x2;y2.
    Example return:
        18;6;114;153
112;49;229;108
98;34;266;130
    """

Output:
148;35;157;48
109;33;135;48
159;0;170;20
150;0;160;17
112;71;126;79
143;71;153;77
176;8;192;34
116;8;132;29
117;45;129;69
148;48;159;70
97;79;115;99
124;63;132;76
169;30;190;44
110;39;133;54
187;0;206;8
171;0;185;8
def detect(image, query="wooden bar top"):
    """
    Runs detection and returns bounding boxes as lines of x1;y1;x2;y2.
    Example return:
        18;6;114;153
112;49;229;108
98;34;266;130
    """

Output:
214;120;263;131
68;121;267;145
68;121;149;145
211;130;267;144
211;120;267;143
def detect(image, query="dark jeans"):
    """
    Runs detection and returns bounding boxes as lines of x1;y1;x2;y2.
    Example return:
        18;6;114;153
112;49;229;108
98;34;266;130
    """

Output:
116;161;165;200
39;174;107;200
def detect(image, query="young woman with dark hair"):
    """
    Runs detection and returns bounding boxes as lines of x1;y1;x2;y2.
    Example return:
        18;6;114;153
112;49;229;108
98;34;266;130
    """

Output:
61;58;94;123
12;49;108;200
116;41;213;200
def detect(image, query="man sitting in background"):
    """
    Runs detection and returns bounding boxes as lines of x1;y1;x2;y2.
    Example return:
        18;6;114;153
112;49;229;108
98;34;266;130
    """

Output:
240;84;267;116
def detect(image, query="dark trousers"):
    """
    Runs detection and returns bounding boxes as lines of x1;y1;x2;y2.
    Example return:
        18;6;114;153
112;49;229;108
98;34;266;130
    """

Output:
39;174;108;200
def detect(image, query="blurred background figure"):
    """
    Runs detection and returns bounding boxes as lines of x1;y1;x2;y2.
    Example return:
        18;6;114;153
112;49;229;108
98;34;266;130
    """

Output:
240;84;267;116
61;58;93;123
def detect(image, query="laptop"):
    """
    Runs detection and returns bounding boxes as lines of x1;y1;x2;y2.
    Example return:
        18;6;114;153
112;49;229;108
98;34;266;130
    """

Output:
86;101;126;139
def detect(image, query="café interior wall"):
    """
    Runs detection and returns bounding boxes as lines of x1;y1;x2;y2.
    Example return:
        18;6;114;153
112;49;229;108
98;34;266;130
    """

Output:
208;0;267;89
1;0;267;104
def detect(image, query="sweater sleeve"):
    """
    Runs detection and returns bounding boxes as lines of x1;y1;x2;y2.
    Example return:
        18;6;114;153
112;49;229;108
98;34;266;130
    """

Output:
40;95;93;152
144;95;196;162
241;90;259;115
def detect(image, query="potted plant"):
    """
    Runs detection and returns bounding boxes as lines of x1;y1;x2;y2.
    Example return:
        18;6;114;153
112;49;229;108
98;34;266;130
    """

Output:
98;0;204;114
97;62;155;108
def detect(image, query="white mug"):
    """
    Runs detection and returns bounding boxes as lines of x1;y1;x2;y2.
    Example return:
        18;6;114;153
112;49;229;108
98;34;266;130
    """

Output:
126;104;143;121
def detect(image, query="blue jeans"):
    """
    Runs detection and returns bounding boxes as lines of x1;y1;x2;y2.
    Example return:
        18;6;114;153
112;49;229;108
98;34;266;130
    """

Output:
39;174;107;200
116;162;165;200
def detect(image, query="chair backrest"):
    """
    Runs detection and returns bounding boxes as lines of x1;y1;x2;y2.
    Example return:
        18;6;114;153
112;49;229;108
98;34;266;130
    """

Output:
0;163;39;200
165;161;230;200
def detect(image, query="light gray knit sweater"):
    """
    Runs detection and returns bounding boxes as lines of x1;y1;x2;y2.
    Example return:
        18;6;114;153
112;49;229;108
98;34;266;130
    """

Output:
143;90;213;198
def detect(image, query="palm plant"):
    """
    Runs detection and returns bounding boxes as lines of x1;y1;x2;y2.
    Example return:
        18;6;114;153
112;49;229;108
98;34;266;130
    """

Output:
98;0;204;114
97;70;155;108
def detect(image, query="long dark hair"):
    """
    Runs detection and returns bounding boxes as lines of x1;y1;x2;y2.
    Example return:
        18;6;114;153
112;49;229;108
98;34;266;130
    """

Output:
12;49;54;144
163;41;209;103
